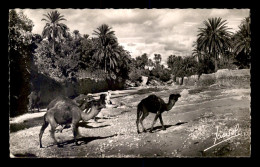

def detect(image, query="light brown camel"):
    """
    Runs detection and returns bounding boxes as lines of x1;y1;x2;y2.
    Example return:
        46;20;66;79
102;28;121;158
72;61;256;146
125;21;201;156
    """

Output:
39;94;107;148
136;93;181;134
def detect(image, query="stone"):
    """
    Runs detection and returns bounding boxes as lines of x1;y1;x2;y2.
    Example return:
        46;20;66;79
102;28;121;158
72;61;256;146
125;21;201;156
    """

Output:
178;77;183;85
176;77;180;85
141;76;148;86
183;77;188;85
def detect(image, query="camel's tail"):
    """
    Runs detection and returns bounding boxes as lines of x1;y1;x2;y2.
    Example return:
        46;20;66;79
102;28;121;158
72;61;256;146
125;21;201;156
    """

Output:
136;103;143;133
137;103;143;119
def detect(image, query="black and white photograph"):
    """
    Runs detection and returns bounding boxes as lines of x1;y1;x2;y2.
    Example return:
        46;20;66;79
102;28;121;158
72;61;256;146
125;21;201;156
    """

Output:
9;8;251;158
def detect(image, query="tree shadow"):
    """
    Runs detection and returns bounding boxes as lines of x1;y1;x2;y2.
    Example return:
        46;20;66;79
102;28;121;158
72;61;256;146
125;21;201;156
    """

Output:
47;134;117;148
10;116;44;133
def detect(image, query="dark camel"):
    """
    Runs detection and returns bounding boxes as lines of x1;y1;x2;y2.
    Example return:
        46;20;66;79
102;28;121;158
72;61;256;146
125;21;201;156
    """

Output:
136;93;181;133
39;94;107;148
28;91;41;112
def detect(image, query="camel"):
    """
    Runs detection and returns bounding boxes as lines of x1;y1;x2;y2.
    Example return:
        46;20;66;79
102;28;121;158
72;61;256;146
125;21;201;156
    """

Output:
79;91;112;122
73;94;95;110
47;94;96;133
136;93;181;134
39;94;107;148
28;91;41;112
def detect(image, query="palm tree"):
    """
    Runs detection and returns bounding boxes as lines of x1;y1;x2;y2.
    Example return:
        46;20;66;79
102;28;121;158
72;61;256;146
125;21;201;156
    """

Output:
197;17;233;71
167;55;176;69
73;30;81;40
192;41;205;63
41;10;69;53
92;24;118;73
154;54;162;65
233;17;251;63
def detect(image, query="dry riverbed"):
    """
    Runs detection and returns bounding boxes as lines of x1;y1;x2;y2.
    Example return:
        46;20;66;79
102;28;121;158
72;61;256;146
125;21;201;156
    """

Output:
9;84;251;158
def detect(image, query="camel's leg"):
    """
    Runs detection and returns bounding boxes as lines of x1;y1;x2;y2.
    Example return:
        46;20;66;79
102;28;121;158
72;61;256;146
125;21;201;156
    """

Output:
39;117;49;148
149;113;160;133
158;114;166;130
49;120;58;146
136;109;142;134
57;124;71;133
140;110;149;133
30;103;34;113
37;104;40;112
56;125;65;133
72;123;81;145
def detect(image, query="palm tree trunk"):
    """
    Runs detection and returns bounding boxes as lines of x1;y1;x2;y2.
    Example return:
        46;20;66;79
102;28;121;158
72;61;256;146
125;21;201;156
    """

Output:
52;41;55;53
52;24;55;53
104;58;107;73
214;54;218;72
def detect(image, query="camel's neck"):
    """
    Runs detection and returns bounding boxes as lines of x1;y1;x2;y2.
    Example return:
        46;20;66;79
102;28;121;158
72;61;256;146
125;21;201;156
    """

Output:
81;107;101;121
165;98;176;111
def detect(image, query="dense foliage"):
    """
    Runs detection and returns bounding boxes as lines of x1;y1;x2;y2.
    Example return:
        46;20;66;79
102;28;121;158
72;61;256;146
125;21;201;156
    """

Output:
196;17;233;71
232;17;251;68
9;9;38;116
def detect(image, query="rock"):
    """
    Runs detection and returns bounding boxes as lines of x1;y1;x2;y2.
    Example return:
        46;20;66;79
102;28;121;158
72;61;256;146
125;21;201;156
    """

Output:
200;73;216;80
148;80;161;86
176;77;180;85
141;76;148;86
125;80;136;87
183;77;188;85
180;89;189;98
166;79;174;85
179;77;183;85
229;69;250;77
215;69;231;79
187;75;199;85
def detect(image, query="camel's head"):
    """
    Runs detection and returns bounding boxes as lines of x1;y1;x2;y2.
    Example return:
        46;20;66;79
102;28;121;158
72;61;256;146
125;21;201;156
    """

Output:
100;94;107;103
169;94;181;102
96;94;107;109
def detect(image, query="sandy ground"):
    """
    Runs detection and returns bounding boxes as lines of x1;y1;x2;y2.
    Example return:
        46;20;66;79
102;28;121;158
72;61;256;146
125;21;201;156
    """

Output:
9;84;251;158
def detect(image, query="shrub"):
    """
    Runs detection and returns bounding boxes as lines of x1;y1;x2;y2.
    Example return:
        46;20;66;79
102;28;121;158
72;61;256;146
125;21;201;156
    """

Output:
197;77;216;86
128;69;142;82
159;69;171;82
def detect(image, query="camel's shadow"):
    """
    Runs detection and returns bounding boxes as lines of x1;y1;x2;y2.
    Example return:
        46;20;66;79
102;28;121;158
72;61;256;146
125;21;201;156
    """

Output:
55;122;110;133
78;122;110;129
147;121;188;132
47;134;117;148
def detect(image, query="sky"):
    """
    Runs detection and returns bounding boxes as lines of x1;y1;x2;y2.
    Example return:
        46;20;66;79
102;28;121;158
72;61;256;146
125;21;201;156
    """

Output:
15;9;250;65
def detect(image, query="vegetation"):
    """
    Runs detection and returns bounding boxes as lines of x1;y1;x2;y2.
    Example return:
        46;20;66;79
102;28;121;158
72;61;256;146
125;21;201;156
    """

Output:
232;17;251;68
9;9;37;116
167;55;199;78
41;11;69;53
9;9;251;117
196;17;233;71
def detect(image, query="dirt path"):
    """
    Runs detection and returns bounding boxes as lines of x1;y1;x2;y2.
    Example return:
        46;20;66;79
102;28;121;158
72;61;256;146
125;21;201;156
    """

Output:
9;85;251;158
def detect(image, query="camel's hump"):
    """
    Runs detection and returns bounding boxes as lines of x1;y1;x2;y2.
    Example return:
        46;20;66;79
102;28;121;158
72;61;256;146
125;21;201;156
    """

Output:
139;94;163;110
